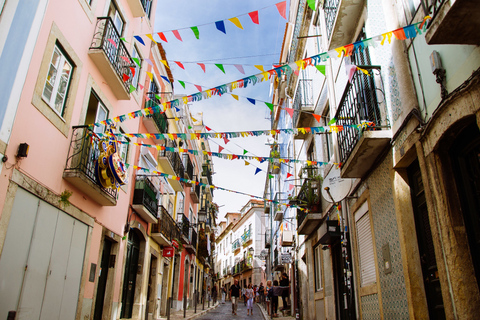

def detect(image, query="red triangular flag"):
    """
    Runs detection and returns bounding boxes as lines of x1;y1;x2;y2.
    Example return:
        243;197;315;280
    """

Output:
287;173;293;178
248;11;259;24
289;184;294;190
129;67;136;77
194;84;202;91
172;30;182;41
276;1;287;19
312;114;321;122
198;63;206;72
205;126;212;131
285;107;294;118
219;146;224;153
157;32;168;42
122;73;130;82
223;136;230;144
174;61;185;69
232;154;238;160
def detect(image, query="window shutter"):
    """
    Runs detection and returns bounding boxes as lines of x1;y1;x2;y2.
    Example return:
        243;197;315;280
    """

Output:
355;202;376;286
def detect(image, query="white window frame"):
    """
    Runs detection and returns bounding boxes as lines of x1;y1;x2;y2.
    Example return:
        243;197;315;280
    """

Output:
42;45;73;117
314;244;323;291
355;201;377;287
131;45;141;89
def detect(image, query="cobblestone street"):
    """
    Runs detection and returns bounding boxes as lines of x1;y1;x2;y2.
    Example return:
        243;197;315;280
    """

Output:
194;301;263;320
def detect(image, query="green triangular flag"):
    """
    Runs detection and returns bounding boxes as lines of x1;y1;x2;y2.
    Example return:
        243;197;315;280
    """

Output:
269;174;274;179
315;65;326;75
215;64;226;74
132;57;140;67
307;0;316;11
178;80;185;89
328;118;337;125
120;37;128;43
191;26;200;39
129;85;136;93
265;102;274;111
188;126;192;129
243;150;248;155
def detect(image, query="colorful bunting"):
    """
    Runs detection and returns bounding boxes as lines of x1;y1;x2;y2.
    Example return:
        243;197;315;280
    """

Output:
172;30;182;41
174;61;185;69
191;26;200;39
248;11;259;24
247;98;256;105
307;0;316;11
107;39;117;48
157;32;168;42
134;36;145;46
255;168;262;175
215;64;226;74
215;20;226;34
276;1;287;19
198;63;206;72
315;65;326;75
234;64;245;74
229;17;243;29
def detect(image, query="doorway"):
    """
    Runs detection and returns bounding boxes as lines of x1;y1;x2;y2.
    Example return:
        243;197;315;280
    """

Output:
408;161;445;319
93;238;113;320
145;254;157;320
332;236;356;320
121;231;141;318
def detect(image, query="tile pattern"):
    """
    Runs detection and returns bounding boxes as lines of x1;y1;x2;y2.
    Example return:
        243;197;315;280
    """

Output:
360;294;381;320
367;152;409;319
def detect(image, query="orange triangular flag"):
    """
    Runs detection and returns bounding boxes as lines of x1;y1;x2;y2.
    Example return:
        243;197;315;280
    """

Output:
312;114;321;122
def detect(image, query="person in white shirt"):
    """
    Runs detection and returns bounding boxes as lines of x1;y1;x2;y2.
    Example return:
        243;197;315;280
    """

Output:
245;283;254;316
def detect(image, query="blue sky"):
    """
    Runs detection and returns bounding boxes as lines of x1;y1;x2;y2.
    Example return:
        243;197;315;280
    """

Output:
154;1;289;220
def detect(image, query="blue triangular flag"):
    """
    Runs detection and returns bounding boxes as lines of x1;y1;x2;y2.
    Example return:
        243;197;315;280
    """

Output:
161;75;170;83
247;98;256;105
215;21;226;34
133;36;145;46
254;168;262;175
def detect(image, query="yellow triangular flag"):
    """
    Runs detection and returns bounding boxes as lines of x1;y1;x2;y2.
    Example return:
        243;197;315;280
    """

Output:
255;65;265;72
146;71;153;81
161;60;170;69
145;34;157;44
174;117;179;121
231;94;239;100
228;17;243;29
191;117;197;122
245;161;250;166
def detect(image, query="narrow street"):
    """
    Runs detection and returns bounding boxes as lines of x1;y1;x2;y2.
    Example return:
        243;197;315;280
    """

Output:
195;301;264;320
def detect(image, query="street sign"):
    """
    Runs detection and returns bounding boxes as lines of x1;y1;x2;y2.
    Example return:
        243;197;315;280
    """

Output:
281;252;292;264
163;247;174;257
172;239;179;249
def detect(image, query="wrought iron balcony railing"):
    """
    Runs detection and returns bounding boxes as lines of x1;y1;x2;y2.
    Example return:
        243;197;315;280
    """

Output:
183;154;194;180
335;68;385;165
323;0;340;40
151;205;181;241
159;141;185;179
145;94;168;134
191;227;197;249
232;238;241;251
180;214;190;239
241;229;252;246
89;17;133;92
132;175;158;216
64;126;117;200
202;164;213;186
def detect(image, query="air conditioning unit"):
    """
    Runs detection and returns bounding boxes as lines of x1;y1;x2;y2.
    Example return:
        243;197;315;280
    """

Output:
281;230;293;247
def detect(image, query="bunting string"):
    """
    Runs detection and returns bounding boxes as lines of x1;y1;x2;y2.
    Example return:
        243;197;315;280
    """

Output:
90;17;431;130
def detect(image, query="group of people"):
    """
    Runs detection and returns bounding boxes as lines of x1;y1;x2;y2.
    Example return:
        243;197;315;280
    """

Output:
227;273;290;317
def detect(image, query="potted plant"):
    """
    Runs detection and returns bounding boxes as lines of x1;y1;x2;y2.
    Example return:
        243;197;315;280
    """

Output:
270;149;281;174
298;173;323;213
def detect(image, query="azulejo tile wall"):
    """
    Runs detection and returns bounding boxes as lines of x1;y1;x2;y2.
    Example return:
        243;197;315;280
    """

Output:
361;293;381;320
367;152;409;319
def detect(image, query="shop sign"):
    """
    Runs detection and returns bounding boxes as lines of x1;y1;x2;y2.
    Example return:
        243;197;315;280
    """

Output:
163;247;174;257
281;252;292;264
172;239;179;249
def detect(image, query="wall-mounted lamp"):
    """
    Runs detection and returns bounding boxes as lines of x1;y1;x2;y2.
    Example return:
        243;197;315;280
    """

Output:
16;143;29;158
430;50;448;99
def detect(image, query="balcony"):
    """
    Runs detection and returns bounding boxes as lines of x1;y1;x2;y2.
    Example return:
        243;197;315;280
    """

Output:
202;164;213;186
151;205;180;246
63;126;117;206
179;214;190;241
184;227;197;254
324;0;365;49
183;154;194;182
265;228;271;248
297;178;323;235
89;17;133;100
292;79;314;129
158;141;185;191
205;217;212;233
126;0;152;18
335;69;391;178
143;97;169;140
232;239;241;254
240;256;253;272
190;177;200;203
273;249;284;271
274;210;283;222
132;175;158;223
425;0;480;45
241;229;252;247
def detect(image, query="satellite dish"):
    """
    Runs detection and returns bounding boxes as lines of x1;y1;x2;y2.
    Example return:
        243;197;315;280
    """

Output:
321;167;352;203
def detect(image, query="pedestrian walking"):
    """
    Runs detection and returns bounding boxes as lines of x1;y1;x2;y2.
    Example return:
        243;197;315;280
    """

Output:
245;283;254;316
230;279;241;315
265;280;272;316
221;285;226;303
258;282;265;304
242;286;246;306
280;272;290;311
270;280;283;317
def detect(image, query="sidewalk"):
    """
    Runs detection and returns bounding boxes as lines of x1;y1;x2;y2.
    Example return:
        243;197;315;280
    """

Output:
159;301;221;320
256;303;296;320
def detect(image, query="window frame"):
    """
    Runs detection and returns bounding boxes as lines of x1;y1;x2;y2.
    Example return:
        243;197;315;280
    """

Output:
314;244;323;291
131;45;141;90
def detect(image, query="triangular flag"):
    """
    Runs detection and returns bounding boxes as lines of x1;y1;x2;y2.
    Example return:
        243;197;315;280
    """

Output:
289;184;294;190
172;30;182;41
215;64;226;74
161;75;170;83
312;114;321;122
247;98;256;105
191;26;200;39
276;1;287;19
228;17;243;29
145;59;154;67
107;39;118;48
123;73;130;82
269;174;274;179
254;65;265;72
205;126;212;131
255;168;262;175
219;146;224;153
129;85;136;93
178;80;185;89
161;60;170;68
194;84;202;91
215;20;226;34
286;173;293;178
248;11;259;24
157;32;168;42
174;61;185;69
223;136;230;144
328;118;337;125
231;94;239;100
243;150;248;155
129;67;136;78
265;102;274;111
120;37;128;42
146;72;153;81
315;65;326;75
234;64;245;74
198;63;206;72
133;36;145;46
132;57;141;66
285;107;294;118
307;0;316;11
145;34;157;43
245;161;250;166
138;84;144;90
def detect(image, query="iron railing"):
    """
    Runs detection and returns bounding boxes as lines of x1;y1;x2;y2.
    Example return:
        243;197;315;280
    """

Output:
191;227;197;249
202;164;213;186
152;205;181;241
241;229;252;246
292;79;313;126
159;141;185;179
145;95;168;133
183;154;194;180
132;175;158;215
89;17;133;92
232;238;241;251
64;126;117;199
323;0;340;40
180;214;190;239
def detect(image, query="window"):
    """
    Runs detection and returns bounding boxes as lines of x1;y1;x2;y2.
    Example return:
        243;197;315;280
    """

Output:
322;105;333;162
131;46;141;89
167;200;173;216
42;45;73;116
314;244;322;291
85;90;108;133
178;193;185;215
355;201;377;287
117;128;129;164
108;1;124;35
